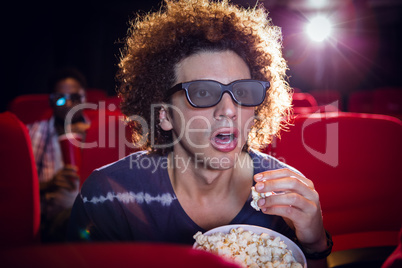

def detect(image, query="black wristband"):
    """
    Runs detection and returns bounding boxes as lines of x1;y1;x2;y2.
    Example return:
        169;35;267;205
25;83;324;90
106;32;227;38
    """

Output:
300;230;333;260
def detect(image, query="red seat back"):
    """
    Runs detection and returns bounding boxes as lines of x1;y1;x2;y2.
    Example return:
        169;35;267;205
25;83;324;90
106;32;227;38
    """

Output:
80;109;138;186
373;87;402;119
0;112;41;247
292;92;318;108
0;243;240;268
292;104;339;115
348;88;402;119
85;88;108;104
104;96;122;111
263;112;402;249
8;94;53;125
309;90;342;108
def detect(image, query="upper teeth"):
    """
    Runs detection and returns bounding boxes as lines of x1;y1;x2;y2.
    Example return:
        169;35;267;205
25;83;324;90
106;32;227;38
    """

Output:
216;133;234;144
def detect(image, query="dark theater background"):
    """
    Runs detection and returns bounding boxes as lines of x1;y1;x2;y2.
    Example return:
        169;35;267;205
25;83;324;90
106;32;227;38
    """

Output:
2;0;402;112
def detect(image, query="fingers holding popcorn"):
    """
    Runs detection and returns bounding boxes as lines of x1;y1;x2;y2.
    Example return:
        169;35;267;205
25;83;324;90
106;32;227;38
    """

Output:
254;168;315;189
251;168;327;252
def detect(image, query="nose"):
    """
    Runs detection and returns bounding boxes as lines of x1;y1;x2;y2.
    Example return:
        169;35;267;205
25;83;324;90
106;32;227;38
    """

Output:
213;92;237;121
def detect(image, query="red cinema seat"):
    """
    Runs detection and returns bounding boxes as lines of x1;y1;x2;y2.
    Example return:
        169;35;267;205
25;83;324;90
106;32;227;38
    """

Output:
309;90;342;109
85;88;108;104
8;94;53;125
80;109;138;187
348;88;402;119
104;96;122;111
292;104;339;115
0;243;240;268
0;112;41;247
262;113;402;254
348;90;374;114
292;92;318;108
373;87;402;119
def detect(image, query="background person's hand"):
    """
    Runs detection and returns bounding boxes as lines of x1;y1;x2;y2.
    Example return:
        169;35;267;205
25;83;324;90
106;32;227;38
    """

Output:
41;165;80;219
52;165;80;191
69;122;90;136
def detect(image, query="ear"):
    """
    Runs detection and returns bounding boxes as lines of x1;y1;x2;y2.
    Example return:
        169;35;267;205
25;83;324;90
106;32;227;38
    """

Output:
159;106;173;131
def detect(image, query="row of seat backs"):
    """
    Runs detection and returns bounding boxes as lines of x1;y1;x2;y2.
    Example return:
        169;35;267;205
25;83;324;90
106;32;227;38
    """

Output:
263;112;402;252
294;88;402;119
0;242;240;268
8;89;119;125
348;87;402;119
8;87;401;126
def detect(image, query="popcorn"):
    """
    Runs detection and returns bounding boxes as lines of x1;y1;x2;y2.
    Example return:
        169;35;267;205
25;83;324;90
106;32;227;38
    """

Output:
193;227;303;268
250;186;275;211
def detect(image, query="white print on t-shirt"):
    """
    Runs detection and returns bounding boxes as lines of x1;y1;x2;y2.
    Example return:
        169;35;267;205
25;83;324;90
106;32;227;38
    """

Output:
82;191;177;206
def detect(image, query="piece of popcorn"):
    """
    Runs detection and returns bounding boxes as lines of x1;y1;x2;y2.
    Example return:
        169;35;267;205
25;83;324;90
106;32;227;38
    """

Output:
230;242;240;253
246;244;258;255
228;232;237;243
291;262;303;268
242;231;252;240
257;245;266;256
193;231;207;245
283;252;295;263
250;186;275;211
272;260;281;267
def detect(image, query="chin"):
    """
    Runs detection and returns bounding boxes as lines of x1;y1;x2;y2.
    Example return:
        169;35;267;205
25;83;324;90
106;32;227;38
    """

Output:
200;147;244;171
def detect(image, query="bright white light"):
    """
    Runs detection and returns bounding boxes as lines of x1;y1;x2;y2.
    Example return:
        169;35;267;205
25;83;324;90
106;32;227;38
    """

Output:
308;0;327;9
306;16;332;42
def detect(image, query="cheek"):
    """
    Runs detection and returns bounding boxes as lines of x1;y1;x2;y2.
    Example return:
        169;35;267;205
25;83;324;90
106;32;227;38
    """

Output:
186;115;212;131
169;104;212;139
183;114;213;145
240;109;255;139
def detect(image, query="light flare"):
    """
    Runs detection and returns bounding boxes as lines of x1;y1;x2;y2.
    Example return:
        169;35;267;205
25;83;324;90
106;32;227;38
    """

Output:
306;16;332;42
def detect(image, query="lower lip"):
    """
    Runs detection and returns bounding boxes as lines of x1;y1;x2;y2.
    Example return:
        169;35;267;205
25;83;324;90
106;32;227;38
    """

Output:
210;136;238;153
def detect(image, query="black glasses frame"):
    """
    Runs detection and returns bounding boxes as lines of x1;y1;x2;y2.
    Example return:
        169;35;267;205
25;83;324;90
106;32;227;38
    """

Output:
165;79;270;108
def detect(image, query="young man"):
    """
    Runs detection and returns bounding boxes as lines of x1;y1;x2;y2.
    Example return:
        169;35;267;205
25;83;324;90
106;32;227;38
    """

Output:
68;0;331;265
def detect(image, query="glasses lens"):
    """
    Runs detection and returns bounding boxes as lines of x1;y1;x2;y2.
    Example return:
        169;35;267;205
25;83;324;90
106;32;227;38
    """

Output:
55;97;67;106
187;81;221;107
50;93;64;106
232;81;265;106
51;93;83;106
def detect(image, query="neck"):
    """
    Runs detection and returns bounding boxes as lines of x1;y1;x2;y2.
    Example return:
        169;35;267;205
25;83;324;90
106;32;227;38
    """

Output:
168;151;253;200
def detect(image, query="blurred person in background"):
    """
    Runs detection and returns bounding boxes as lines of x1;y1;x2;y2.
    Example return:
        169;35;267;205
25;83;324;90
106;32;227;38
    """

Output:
27;67;90;242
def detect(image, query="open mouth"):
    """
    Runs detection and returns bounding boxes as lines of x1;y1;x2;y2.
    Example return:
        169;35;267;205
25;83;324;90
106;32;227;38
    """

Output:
214;133;236;144
211;129;239;152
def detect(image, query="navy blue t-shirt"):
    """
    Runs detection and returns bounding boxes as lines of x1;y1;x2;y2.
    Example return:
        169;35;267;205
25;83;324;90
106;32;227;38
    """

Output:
67;149;298;244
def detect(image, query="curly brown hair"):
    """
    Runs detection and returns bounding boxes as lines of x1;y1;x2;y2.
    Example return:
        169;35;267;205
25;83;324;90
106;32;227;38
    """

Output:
117;0;292;155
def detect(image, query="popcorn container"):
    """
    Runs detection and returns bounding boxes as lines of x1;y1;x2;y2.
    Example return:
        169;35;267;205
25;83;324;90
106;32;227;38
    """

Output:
58;132;83;175
193;224;307;268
